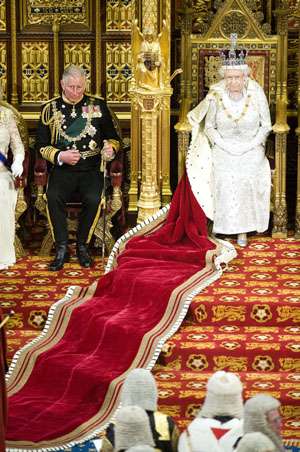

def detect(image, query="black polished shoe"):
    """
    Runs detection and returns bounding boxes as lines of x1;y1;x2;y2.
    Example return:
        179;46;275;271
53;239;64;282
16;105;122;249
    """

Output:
76;243;93;268
49;242;70;271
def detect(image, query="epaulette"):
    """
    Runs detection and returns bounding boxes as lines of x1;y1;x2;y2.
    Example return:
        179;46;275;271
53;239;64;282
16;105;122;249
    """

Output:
41;95;60;107
41;96;60;125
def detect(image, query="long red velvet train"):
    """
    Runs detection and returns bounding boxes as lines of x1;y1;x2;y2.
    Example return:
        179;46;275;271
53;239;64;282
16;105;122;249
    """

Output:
6;174;235;450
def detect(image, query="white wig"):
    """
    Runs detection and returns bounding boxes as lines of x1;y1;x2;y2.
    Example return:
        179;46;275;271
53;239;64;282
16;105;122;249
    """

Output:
236;432;276;452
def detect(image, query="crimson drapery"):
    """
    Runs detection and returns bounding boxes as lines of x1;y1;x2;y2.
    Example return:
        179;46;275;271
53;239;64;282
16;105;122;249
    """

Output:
0;310;7;452
6;175;219;449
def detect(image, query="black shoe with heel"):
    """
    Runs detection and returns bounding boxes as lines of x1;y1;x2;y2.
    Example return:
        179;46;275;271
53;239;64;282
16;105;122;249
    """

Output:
49;241;70;271
76;243;93;268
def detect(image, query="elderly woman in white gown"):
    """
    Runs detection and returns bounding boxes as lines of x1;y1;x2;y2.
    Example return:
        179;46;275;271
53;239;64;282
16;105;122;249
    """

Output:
0;90;25;270
186;34;272;247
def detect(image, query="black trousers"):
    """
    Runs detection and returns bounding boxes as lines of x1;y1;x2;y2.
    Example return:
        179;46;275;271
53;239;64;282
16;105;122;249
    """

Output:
46;167;103;244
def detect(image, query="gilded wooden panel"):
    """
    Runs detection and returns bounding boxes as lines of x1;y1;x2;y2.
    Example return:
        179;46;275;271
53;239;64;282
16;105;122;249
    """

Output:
21;42;49;102
106;0;132;31
106;42;132;102
21;0;90;28
0;42;7;98
64;42;91;93
0;0;6;31
141;0;158;30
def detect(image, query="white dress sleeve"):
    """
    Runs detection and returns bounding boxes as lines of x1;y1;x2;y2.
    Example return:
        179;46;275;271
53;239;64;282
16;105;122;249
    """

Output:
8;111;25;160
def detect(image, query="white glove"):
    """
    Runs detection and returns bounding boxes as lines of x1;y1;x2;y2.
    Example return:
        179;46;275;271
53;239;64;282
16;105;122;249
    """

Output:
11;154;24;178
101;140;115;162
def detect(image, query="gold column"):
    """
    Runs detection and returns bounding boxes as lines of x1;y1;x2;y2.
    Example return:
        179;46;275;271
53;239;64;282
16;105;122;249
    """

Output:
128;100;139;212
129;0;173;218
272;7;289;238
95;1;102;96
295;11;300;237
52;20;60;97
137;96;161;222
161;102;172;205
174;2;194;181
10;0;18;105
160;0;172;205
128;0;140;213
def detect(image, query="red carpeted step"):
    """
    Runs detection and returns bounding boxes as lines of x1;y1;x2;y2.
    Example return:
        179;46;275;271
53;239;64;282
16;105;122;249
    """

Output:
152;367;300;439
188;294;300;327
158;322;300;373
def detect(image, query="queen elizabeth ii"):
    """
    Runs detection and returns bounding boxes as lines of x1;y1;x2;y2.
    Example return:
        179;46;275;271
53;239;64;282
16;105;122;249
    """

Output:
0;88;25;270
186;34;272;247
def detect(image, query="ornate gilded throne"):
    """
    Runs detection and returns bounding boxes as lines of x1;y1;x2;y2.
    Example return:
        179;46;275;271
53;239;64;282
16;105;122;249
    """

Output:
34;107;124;256
176;0;289;237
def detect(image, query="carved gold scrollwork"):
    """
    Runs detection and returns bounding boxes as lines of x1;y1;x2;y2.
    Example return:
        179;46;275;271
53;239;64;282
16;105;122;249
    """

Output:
25;0;89;26
220;11;250;38
106;0;132;31
0;0;6;31
106;42;132;103
0;43;7;98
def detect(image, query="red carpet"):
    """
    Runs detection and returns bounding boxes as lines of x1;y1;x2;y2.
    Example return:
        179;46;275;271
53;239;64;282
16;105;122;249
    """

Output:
5;175;233;449
152;235;300;447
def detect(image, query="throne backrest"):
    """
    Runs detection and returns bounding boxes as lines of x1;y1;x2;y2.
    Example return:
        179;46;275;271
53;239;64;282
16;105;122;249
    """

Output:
190;0;279;112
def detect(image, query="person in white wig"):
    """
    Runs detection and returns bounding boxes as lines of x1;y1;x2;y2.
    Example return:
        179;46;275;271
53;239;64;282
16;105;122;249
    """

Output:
101;368;179;452
242;395;284;452
235;432;276;452
0;86;25;270
186;33;272;247
126;446;156;452
178;371;244;452
114;406;155;452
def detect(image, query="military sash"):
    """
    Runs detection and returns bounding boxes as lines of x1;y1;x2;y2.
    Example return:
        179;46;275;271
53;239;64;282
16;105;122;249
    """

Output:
57;115;87;148
0;151;8;166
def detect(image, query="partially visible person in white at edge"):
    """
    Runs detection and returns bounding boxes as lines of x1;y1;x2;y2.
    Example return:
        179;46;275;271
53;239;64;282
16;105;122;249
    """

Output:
0;87;24;270
178;370;244;452
186;33;272;248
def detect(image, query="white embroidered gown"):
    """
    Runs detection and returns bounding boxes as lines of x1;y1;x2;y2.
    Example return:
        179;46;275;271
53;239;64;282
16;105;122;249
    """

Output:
203;79;272;235
0;106;25;270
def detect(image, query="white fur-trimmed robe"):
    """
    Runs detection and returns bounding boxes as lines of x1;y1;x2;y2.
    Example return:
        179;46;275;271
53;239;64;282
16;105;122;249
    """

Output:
178;417;243;452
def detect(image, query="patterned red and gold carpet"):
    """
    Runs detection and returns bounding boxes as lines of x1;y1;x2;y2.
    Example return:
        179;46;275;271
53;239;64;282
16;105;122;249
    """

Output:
152;235;300;448
0;231;300;448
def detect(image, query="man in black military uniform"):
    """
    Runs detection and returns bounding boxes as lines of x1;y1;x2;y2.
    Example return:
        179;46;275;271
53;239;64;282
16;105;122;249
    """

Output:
36;65;120;271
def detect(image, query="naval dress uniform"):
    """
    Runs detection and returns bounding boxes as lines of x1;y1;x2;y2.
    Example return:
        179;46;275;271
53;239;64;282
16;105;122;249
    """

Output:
36;94;120;246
